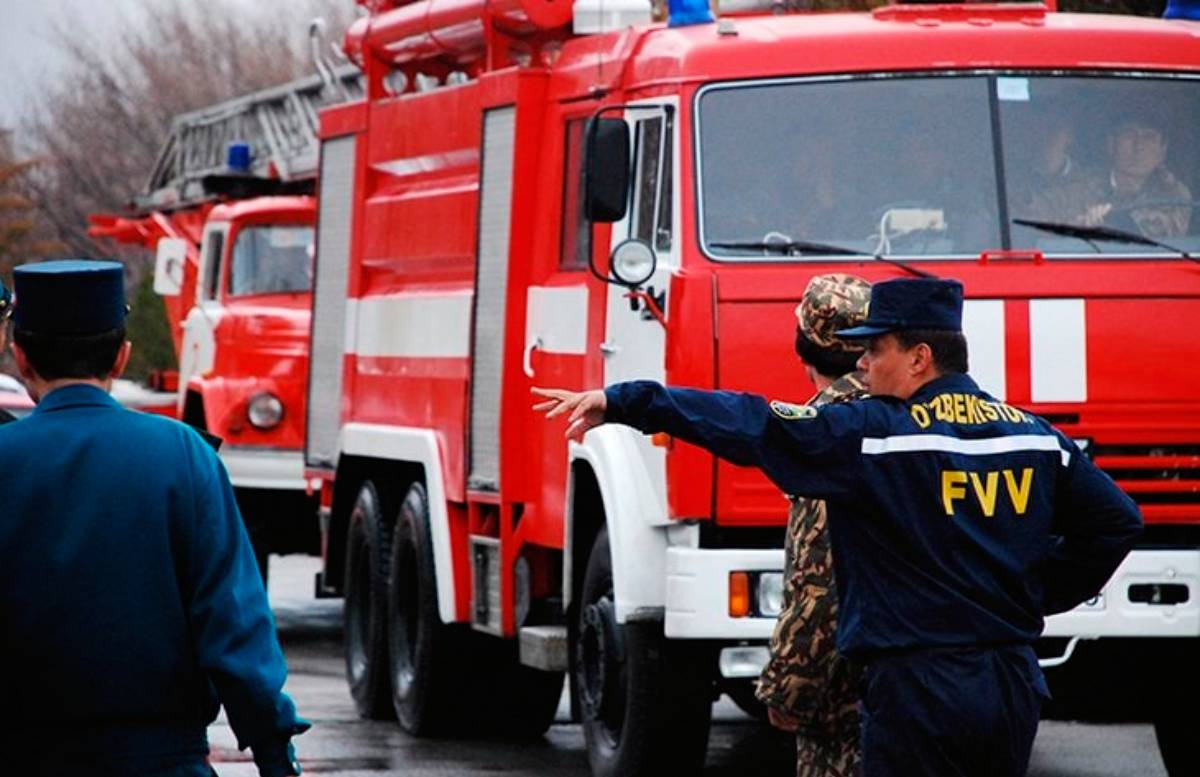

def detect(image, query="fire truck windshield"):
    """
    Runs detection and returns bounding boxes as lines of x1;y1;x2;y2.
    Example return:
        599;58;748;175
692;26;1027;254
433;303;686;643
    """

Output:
228;225;315;296
697;73;1200;260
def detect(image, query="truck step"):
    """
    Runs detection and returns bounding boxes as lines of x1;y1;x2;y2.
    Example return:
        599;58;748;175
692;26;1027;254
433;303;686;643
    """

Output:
519;625;568;672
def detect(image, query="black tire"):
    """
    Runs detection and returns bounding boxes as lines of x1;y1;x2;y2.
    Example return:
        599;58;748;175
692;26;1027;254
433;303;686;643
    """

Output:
482;641;565;739
1155;714;1198;777
343;480;394;719
576;529;713;777
387;482;458;734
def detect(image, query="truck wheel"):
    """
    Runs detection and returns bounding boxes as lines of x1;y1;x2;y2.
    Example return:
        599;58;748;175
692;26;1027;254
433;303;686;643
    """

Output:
386;481;458;734
1155;714;1197;777
343;480;394;719
576;529;713;777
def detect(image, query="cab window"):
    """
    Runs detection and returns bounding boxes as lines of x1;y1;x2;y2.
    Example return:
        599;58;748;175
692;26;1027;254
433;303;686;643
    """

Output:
228;225;315;296
631;112;673;252
201;230;225;300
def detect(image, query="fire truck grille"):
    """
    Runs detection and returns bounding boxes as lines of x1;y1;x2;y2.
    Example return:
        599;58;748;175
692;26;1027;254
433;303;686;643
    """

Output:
1092;444;1200;510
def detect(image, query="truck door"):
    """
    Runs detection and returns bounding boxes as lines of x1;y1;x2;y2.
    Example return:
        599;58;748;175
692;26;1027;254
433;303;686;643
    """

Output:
518;110;608;524
599;102;679;526
179;222;228;397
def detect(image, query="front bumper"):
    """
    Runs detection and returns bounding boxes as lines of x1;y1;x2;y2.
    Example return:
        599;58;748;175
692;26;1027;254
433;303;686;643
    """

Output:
1043;549;1200;639
665;547;784;639
221;445;309;490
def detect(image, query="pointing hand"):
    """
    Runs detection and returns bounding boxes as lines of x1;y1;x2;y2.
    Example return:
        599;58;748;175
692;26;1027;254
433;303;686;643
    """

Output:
532;387;607;442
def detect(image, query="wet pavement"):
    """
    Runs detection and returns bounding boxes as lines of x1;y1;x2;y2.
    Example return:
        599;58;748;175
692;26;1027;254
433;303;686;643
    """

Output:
205;556;1168;776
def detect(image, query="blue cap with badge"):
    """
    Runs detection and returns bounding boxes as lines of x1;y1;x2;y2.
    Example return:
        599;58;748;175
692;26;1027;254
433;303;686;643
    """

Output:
13;260;127;335
835;277;963;338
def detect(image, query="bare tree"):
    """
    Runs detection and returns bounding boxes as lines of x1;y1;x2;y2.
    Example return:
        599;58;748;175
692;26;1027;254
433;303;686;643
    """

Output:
19;0;356;267
0;131;67;276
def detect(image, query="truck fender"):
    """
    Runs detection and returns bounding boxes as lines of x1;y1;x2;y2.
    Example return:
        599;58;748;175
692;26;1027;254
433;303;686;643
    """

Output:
568;426;669;623
340;423;457;623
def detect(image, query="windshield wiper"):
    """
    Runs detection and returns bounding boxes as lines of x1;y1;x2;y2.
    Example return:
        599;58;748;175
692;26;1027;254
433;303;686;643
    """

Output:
709;238;935;278
1013;218;1197;263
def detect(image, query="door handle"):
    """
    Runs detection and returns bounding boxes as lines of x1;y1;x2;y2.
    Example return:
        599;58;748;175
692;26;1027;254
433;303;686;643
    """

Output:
523;336;542;378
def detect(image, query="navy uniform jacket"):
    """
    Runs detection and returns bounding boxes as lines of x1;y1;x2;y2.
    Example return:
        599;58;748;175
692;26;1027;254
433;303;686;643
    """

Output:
606;374;1143;657
0;385;307;770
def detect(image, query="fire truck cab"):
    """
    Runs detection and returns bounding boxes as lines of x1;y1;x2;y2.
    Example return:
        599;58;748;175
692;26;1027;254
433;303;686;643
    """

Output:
308;1;1200;774
90;66;362;577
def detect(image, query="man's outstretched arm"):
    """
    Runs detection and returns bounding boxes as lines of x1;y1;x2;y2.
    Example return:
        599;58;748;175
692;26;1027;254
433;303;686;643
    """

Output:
533;381;863;500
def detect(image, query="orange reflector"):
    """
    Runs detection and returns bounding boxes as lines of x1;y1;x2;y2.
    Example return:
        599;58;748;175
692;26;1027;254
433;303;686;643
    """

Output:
651;433;671;449
729;572;751;618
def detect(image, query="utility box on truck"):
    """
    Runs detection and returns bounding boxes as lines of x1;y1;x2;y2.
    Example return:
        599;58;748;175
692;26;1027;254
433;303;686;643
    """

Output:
307;1;1200;774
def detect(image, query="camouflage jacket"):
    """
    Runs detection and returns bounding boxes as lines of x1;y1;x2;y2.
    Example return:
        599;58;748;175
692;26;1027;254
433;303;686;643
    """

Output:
756;371;867;736
1109;166;1192;239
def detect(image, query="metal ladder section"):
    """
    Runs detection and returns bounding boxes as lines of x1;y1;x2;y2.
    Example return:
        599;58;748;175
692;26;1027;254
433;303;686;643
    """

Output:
137;64;363;211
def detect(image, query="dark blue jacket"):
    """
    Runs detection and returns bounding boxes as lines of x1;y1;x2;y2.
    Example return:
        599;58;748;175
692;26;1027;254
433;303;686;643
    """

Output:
606;374;1143;657
0;385;307;772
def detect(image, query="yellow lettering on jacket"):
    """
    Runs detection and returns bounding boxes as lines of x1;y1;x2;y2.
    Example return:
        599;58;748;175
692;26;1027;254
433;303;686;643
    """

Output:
1003;468;1035;515
916;394;1032;427
969;471;1000;517
942;470;968;515
911;405;932;429
941;468;1036;517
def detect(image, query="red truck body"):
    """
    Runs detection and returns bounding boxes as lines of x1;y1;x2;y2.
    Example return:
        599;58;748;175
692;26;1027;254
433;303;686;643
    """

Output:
306;1;1200;772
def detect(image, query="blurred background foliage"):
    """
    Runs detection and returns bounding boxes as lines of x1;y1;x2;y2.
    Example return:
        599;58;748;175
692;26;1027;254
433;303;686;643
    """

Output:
3;0;354;381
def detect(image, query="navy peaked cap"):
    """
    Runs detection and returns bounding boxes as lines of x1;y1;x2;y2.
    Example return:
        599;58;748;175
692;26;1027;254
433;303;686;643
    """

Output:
836;277;963;338
13;260;127;334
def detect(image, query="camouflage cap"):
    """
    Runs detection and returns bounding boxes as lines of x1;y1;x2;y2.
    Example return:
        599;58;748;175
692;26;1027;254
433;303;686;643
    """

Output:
795;273;871;354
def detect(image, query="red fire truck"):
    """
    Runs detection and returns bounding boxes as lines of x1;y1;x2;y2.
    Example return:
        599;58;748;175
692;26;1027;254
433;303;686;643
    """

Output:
91;66;361;577
306;0;1200;773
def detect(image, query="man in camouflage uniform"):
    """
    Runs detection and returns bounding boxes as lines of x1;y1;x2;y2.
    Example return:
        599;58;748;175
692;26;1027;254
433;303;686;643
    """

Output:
1083;113;1192;238
756;273;871;777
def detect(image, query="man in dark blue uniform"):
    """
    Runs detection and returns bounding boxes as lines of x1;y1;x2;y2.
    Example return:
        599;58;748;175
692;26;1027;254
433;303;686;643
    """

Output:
0;261;308;776
534;277;1142;777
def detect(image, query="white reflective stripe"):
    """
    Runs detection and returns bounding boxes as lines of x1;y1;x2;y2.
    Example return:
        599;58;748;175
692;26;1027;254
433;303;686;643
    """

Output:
861;434;1070;466
350;292;473;358
1030;299;1087;403
962;299;1006;401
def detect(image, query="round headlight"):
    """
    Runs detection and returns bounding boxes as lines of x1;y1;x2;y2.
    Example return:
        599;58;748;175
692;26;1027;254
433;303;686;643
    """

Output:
247;392;284;430
610;238;656;287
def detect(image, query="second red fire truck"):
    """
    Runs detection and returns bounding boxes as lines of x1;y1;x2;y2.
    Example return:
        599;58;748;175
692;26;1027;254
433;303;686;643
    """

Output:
91;66;361;576
305;0;1200;774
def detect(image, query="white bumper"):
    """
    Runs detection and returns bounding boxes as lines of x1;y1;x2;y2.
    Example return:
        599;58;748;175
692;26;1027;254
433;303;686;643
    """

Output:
221;446;309;491
665;547;784;639
1043;549;1200;638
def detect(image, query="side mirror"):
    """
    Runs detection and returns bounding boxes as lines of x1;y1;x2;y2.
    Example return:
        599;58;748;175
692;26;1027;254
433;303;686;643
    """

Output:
154;237;188;297
583;117;630;223
610;238;656;287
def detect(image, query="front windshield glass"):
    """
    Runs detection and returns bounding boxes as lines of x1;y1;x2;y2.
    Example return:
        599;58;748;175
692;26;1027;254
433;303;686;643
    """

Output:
697;74;1200;259
1001;76;1200;252
229;225;314;295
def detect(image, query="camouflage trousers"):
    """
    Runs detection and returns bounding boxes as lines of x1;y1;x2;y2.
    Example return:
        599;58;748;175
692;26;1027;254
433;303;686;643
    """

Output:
796;724;861;777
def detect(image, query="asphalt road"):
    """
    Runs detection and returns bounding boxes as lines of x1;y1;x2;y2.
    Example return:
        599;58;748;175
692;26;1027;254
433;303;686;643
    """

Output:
205;556;1169;776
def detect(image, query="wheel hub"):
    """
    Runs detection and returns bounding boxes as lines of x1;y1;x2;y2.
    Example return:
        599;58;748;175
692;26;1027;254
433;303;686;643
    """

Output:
578;594;624;726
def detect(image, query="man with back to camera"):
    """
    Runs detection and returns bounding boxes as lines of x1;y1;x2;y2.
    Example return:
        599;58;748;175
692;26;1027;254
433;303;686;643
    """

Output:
533;277;1142;777
0;260;308;776
756;273;870;777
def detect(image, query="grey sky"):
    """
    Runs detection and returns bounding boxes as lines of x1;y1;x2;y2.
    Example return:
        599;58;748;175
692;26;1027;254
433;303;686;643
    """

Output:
0;0;342;129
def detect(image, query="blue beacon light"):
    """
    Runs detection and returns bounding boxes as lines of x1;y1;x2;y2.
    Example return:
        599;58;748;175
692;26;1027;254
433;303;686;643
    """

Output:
1164;0;1200;19
668;0;714;27
226;142;252;173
